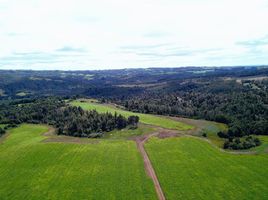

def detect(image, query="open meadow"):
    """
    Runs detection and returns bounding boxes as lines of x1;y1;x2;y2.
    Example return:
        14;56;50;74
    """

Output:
0;124;157;200
145;137;268;200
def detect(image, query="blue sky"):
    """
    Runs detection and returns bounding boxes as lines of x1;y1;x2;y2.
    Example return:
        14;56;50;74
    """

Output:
0;0;268;70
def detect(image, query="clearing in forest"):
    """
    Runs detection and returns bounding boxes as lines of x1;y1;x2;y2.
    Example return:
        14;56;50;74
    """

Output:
71;100;193;131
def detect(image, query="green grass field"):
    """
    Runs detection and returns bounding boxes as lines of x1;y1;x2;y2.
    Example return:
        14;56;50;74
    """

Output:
145;137;268;200
1;104;267;200
249;135;268;154
0;124;157;200
71;100;193;131
202;122;228;147
103;124;156;140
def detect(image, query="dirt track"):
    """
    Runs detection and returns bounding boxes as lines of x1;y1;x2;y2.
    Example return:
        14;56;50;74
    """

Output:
135;132;166;200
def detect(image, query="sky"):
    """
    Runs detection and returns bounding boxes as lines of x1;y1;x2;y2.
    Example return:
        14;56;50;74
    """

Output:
0;0;268;70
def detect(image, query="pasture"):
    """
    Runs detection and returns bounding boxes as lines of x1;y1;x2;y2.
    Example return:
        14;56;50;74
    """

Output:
71;100;193;131
251;135;268;154
103;124;156;139
145;137;268;200
0;124;157;200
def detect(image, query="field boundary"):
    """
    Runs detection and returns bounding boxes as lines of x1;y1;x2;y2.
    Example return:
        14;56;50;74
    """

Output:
42;126;100;144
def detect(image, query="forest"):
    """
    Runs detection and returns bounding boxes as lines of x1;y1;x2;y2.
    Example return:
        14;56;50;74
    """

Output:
119;79;268;136
0;98;139;137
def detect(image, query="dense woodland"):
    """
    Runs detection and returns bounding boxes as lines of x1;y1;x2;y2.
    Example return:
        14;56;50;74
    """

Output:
0;98;139;137
115;78;267;149
118;79;268;137
0;66;268;149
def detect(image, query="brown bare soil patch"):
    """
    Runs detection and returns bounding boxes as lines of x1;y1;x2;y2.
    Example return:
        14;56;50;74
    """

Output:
157;129;180;139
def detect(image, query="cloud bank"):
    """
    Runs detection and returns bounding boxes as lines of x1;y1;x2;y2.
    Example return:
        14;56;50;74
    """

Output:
0;0;268;70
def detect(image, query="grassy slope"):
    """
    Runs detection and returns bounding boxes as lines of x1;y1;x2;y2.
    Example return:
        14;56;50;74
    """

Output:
71;100;193;131
202;122;228;147
103;124;156;139
250;136;268;154
145;137;268;200
0;124;157;200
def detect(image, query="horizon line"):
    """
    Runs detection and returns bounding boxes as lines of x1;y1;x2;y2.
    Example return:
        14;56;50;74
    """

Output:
0;64;267;71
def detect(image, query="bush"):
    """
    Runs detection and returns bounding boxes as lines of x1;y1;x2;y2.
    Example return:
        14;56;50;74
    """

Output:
0;127;6;136
223;136;261;150
88;132;103;138
6;124;18;128
217;131;228;138
128;116;139;126
202;133;207;137
254;138;261;146
228;124;243;137
223;141;230;149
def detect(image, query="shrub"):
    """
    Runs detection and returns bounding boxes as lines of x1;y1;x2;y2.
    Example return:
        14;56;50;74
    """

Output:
88;132;103;138
223;136;261;150
0;127;6;136
202;133;207;137
217;131;228;138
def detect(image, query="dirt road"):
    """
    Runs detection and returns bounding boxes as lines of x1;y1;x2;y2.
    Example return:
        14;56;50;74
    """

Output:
135;132;166;200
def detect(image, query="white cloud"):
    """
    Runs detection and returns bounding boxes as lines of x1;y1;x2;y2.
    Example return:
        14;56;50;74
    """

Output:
0;0;268;70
